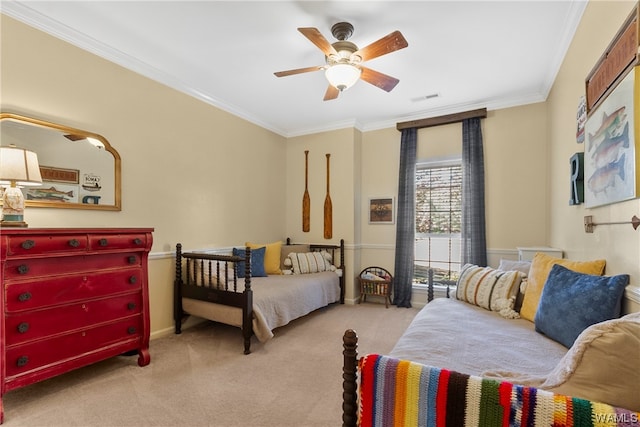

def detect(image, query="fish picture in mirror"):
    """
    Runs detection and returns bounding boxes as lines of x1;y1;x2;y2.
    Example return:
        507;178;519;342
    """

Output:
26;165;79;203
584;68;637;208
26;185;77;203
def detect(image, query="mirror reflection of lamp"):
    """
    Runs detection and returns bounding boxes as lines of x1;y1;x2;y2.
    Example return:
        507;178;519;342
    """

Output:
0;144;43;227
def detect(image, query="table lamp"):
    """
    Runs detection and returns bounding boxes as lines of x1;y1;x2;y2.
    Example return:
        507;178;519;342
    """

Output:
0;145;43;227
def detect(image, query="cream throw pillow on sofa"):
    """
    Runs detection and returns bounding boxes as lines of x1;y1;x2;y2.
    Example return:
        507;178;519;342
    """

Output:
540;312;640;412
519;253;606;322
455;264;523;318
280;244;310;272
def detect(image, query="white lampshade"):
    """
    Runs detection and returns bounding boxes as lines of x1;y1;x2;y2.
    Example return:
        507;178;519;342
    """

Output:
0;145;42;227
0;145;43;186
325;63;361;91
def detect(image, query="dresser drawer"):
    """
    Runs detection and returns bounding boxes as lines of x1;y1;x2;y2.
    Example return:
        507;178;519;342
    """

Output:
3;252;142;279
0;228;153;424
89;233;148;251
6;234;88;256
5;268;143;312
5;293;143;345
5;315;143;378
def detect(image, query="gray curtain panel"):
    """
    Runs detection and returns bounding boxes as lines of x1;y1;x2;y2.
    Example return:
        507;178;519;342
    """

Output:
393;127;417;307
461;118;487;267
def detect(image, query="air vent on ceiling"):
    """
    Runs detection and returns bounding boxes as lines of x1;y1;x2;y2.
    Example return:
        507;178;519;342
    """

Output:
411;93;440;102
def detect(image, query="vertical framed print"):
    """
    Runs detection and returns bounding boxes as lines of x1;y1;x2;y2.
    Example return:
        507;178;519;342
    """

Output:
584;67;638;208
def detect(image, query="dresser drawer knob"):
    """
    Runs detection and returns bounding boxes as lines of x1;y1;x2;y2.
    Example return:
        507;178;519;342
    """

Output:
17;264;29;275
17;322;30;333
133;238;143;245
129;276;138;284
127;302;137;310
68;239;80;248
16;356;29;367
18;292;32;302
99;238;108;247
127;326;137;334
21;240;36;250
128;255;137;264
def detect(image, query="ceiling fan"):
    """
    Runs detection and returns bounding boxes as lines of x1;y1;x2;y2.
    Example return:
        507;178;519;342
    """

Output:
274;22;408;101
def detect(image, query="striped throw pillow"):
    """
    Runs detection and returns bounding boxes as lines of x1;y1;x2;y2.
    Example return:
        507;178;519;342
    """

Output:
456;264;524;316
288;252;332;274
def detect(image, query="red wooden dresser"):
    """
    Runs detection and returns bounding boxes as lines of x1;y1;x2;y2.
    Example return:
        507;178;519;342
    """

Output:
0;227;153;424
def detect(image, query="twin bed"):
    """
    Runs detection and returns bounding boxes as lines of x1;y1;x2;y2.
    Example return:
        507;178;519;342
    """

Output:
174;239;345;354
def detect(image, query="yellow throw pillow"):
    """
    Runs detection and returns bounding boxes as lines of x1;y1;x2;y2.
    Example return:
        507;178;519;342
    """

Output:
519;253;605;322
246;241;282;275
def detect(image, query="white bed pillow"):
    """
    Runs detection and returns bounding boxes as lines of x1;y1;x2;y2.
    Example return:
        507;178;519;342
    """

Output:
288;251;333;274
497;259;531;277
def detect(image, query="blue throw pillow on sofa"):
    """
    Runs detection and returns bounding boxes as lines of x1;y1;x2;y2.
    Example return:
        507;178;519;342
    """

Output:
233;246;267;278
534;264;628;348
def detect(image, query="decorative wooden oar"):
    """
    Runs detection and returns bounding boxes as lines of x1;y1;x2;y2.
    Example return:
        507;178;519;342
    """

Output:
302;150;310;232
324;153;332;239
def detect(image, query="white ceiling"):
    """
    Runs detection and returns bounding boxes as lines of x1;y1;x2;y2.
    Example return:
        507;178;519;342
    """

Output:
3;1;587;137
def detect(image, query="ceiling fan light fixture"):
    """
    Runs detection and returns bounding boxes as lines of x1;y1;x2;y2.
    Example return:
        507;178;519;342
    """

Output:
275;23;407;100
325;63;361;91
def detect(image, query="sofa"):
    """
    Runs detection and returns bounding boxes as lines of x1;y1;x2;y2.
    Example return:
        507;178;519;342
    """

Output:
342;253;640;426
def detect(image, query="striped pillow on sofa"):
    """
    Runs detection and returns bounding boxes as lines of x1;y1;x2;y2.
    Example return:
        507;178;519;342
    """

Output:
455;264;524;318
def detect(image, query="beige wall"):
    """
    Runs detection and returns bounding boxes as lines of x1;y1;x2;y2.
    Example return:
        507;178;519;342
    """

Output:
280;102;550;305
546;0;639;312
348;104;549;305
2;0;638;339
377;103;550;252
1;15;288;338
284;128;359;300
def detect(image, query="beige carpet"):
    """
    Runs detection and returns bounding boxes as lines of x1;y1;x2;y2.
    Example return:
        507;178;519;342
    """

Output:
2;303;419;427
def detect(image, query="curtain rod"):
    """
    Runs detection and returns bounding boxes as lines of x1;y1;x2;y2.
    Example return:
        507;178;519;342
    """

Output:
396;108;487;130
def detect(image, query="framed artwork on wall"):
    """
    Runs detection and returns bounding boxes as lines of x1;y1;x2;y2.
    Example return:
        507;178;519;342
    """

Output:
584;67;639;208
369;197;395;224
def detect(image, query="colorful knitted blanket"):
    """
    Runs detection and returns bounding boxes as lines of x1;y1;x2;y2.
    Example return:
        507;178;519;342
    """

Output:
358;354;639;427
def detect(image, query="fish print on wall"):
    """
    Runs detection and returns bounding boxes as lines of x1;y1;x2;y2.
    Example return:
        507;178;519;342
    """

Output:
584;68;637;208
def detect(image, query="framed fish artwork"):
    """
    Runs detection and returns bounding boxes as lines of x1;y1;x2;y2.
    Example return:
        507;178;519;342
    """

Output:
584;67;639;208
24;183;78;203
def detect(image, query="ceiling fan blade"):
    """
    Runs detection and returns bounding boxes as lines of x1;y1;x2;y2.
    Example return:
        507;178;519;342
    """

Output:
298;27;338;57
352;30;408;62
274;65;324;77
323;85;340;101
360;66;400;92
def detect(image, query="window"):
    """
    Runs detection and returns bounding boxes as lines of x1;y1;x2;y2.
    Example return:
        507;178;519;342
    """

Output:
414;162;462;286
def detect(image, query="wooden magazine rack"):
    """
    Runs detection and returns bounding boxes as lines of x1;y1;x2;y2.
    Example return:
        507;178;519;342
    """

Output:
358;266;393;308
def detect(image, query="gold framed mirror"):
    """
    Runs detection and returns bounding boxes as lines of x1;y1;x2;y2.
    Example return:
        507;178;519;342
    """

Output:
0;113;121;211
